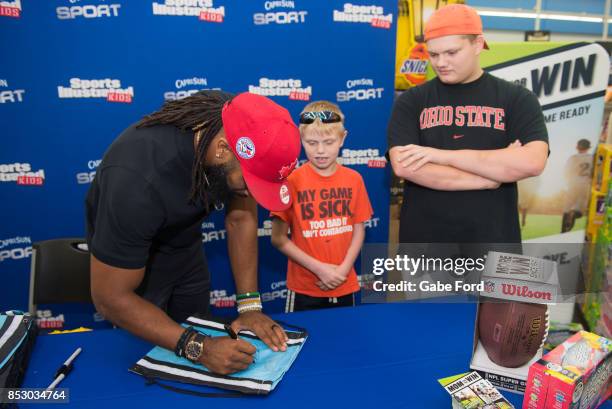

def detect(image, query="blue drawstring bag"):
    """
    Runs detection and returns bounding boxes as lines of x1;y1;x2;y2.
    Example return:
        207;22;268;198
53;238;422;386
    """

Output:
130;315;307;396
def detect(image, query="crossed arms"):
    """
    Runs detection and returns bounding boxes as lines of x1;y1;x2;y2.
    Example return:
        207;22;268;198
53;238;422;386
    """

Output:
388;140;548;191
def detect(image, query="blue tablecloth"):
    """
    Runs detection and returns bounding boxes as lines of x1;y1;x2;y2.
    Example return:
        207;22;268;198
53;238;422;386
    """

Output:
20;303;612;408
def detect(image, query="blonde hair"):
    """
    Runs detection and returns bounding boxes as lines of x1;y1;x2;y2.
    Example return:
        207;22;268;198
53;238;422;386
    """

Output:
299;100;346;137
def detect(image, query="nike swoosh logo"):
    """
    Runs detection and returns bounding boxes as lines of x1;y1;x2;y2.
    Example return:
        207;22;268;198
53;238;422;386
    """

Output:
453;134;464;139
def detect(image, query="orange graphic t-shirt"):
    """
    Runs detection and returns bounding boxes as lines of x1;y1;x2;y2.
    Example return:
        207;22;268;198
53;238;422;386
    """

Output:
271;163;373;297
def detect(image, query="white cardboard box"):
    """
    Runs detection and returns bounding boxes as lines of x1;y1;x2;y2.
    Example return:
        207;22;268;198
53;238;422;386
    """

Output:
470;251;561;394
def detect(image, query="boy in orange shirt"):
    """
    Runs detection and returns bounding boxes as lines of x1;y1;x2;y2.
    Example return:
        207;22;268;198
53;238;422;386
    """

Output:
271;101;373;312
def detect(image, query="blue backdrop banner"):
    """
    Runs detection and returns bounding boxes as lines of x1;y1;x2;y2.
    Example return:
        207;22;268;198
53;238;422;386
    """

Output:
0;0;395;325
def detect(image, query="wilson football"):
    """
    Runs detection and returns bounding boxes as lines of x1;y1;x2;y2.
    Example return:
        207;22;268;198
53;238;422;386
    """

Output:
478;300;549;368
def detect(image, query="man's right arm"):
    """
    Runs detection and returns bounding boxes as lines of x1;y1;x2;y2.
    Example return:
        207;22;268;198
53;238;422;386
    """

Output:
388;146;500;191
90;254;183;350
88;166;255;374
90;255;255;374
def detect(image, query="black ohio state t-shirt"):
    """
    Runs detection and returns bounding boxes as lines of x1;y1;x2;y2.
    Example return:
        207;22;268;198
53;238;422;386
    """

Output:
388;73;548;243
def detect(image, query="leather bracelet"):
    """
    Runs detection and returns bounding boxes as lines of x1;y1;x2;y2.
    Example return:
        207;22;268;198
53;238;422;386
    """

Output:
174;326;195;358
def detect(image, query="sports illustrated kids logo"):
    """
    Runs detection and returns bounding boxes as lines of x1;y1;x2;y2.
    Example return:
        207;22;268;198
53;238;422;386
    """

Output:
0;162;45;185
163;77;221;101
76;159;101;185
332;3;392;29
152;0;225;22
337;78;384;102
56;1;121;19
0;79;25;104
339;148;386;168
0;236;32;263
57;78;134;103
253;1;307;25
36;310;65;330
209;289;235;308
248;77;312;101
0;0;21;18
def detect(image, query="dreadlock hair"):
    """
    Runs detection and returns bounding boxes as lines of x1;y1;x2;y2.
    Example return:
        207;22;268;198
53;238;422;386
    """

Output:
136;90;235;207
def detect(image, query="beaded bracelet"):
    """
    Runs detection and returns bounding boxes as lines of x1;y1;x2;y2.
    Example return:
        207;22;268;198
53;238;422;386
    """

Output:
237;304;263;314
236;291;260;300
238;303;262;311
237;301;262;313
237;298;261;306
236;291;262;314
236;293;261;305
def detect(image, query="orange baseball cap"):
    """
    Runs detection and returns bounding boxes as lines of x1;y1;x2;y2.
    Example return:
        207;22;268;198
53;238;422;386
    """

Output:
424;4;489;49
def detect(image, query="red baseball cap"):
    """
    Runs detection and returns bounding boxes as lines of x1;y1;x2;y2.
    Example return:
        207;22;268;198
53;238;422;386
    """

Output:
424;4;489;49
222;92;300;211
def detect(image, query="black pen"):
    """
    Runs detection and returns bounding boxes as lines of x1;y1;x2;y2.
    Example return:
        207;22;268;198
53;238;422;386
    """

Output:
225;324;256;363
224;323;238;339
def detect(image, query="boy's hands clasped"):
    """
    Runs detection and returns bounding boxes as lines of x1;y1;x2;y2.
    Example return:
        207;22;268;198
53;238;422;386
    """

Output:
314;262;350;290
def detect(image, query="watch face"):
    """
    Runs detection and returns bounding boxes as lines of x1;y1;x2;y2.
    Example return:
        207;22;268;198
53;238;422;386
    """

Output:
186;339;203;361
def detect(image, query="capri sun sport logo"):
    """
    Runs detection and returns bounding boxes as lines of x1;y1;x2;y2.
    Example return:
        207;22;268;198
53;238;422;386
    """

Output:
56;1;121;19
58;78;134;103
253;1;307;25
0;79;25;104
201;220;273;242
337;78;384;102
76;159;101;184
163;76;221;101
0;236;32;262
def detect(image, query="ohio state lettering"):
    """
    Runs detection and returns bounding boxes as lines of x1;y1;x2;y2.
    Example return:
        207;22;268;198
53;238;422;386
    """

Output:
419;105;505;131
